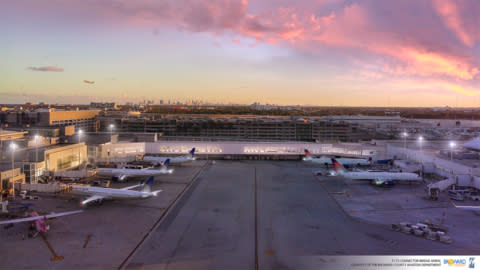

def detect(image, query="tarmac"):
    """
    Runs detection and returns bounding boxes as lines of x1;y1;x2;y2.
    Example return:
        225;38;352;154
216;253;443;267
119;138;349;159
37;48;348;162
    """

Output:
0;160;478;270
0;161;208;270
124;161;473;270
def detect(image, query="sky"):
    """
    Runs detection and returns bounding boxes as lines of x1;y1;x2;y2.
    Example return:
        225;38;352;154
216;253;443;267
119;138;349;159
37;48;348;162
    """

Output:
2;0;480;107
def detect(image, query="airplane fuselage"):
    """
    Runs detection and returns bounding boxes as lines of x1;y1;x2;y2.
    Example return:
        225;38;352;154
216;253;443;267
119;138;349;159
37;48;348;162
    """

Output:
304;157;370;166
341;171;421;181
97;167;172;178
72;186;154;200
143;156;194;164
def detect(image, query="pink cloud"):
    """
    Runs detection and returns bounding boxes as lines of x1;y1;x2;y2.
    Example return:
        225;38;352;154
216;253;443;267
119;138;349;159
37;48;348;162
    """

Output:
440;83;480;96
267;37;277;44
384;47;479;80
8;0;480;95
303;3;479;82
432;0;474;47
311;4;369;47
27;66;64;72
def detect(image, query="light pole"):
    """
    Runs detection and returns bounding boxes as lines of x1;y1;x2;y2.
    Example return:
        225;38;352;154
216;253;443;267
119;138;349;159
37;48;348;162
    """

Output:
78;130;83;168
402;132;408;149
418;136;424;152
34;135;39;182
34;135;39;163
449;141;456;161
109;124;114;142
10;143;17;200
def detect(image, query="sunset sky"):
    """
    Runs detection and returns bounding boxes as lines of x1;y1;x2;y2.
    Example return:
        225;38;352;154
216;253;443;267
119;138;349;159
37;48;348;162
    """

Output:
2;0;480;106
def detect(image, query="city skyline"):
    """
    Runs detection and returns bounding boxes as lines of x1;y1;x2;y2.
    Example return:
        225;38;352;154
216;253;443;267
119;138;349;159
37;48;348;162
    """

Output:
2;0;480;107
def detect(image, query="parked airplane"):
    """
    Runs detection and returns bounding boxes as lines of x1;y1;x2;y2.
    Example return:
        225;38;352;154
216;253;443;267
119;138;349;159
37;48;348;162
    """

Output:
73;176;162;206
0;210;83;236
143;148;196;165
303;149;370;166
328;158;422;186
97;159;173;182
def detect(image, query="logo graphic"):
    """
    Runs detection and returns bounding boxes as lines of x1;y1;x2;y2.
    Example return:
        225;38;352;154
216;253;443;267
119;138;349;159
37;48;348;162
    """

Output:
444;258;467;267
469;257;475;269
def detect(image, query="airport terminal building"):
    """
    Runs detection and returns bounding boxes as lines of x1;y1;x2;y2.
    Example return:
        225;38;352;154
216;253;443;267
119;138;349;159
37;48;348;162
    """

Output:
97;141;378;161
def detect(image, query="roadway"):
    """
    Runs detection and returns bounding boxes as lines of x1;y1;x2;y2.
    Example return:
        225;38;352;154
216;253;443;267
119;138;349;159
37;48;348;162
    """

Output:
124;161;457;270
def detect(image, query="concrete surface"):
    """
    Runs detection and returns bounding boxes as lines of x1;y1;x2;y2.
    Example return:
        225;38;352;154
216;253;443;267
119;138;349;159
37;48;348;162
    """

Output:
125;161;470;270
317;171;480;254
0;161;207;270
1;160;478;270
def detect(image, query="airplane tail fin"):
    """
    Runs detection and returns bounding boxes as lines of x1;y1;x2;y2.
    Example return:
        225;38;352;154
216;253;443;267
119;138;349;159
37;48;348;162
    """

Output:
141;176;154;193
163;159;170;168
304;149;311;158
189;148;195;157
331;158;344;174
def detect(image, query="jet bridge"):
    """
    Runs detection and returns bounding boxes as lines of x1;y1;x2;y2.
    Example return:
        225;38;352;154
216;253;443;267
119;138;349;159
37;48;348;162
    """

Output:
426;178;456;200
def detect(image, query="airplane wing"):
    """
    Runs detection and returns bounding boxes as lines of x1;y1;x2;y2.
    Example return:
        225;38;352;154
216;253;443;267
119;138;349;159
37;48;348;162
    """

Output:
121;184;142;190
0;216;47;225
455;206;480;210
43;210;84;219
0;210;83;225
452;202;480;210
80;195;106;206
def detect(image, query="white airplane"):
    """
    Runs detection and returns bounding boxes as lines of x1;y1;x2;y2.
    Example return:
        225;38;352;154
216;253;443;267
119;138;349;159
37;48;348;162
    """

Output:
0;210;83;235
143;148;196;165
73;176;162;206
303;149;370;166
97;159;173;182
327;158;422;186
